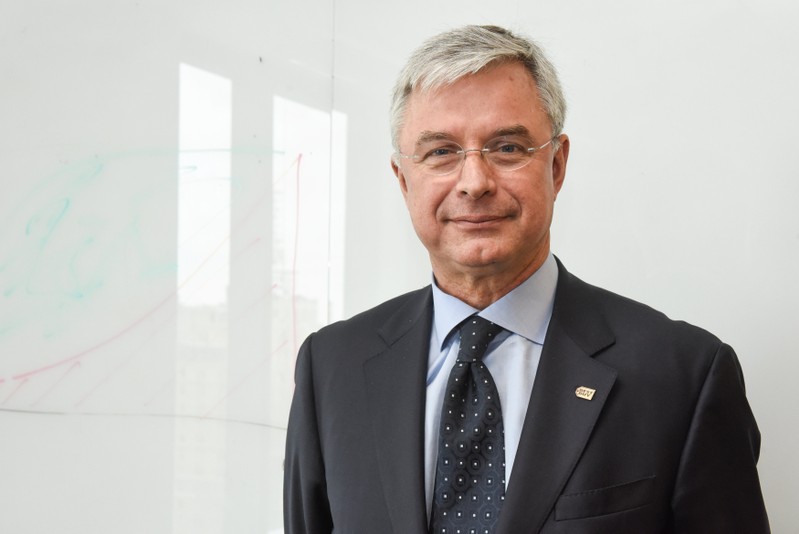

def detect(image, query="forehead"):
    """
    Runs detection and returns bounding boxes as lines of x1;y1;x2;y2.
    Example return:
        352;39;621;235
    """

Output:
400;62;549;145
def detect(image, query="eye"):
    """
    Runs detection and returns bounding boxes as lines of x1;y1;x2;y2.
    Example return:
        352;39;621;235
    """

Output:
484;136;535;160
421;144;460;161
495;142;524;154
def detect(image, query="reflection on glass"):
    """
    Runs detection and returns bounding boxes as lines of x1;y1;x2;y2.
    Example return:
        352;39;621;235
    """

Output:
271;96;334;376
171;80;347;534
175;63;232;534
329;110;348;323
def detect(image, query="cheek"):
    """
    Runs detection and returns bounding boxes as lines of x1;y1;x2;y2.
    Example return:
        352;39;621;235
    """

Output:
512;185;555;227
403;187;428;227
407;183;446;218
405;187;449;242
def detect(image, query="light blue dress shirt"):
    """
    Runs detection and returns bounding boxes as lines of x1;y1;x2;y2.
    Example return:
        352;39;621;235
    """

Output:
424;253;558;518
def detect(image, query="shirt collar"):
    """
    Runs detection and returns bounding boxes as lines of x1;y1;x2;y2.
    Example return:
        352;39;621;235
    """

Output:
431;253;559;350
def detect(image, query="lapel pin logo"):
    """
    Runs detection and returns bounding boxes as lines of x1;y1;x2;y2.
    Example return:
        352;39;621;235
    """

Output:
575;387;596;401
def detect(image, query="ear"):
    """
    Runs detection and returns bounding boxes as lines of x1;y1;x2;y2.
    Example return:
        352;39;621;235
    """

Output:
391;155;410;200
552;134;570;198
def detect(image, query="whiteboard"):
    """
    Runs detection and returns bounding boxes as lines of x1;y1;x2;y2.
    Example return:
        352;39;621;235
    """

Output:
1;1;797;532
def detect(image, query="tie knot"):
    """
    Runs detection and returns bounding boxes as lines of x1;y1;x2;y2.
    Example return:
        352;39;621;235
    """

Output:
458;316;503;362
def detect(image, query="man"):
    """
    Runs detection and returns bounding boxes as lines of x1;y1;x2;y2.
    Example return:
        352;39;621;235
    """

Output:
284;25;769;533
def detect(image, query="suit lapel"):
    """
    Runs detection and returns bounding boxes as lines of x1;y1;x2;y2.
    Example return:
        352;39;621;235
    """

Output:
497;263;618;534
360;264;619;533
363;288;432;534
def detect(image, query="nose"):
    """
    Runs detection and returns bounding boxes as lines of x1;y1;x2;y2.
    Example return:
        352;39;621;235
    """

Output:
457;149;495;199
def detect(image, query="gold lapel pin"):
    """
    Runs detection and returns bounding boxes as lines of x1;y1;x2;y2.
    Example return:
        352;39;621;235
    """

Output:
575;387;596;401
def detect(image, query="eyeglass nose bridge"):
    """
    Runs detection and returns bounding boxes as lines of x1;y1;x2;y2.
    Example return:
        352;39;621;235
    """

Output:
457;147;492;169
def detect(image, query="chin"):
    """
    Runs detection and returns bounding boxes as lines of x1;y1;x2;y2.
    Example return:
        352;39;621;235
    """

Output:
453;248;508;269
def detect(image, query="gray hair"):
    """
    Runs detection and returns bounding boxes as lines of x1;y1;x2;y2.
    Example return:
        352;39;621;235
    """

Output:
389;25;567;150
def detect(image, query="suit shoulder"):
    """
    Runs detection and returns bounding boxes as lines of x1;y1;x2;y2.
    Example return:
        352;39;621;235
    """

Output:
324;286;431;332
305;286;432;355
561;269;723;350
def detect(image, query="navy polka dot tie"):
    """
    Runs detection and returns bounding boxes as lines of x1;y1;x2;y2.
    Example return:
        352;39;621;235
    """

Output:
430;316;505;534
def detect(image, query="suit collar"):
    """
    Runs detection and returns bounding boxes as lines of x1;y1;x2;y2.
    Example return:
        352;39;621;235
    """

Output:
364;288;433;534
429;253;559;347
362;259;620;534
497;259;619;533
547;257;617;357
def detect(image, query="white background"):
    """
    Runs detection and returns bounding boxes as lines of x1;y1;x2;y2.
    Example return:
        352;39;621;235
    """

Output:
1;1;796;532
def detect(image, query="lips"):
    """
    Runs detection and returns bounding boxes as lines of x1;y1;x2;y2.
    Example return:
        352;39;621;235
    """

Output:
452;215;500;222
448;214;509;227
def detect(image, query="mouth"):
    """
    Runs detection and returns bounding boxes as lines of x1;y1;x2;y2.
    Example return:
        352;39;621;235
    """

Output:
448;214;509;228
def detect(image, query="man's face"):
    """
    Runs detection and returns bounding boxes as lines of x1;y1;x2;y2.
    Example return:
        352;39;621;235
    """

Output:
392;61;569;286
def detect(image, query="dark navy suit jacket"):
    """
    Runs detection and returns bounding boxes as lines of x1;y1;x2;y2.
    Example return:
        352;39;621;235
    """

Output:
284;260;769;533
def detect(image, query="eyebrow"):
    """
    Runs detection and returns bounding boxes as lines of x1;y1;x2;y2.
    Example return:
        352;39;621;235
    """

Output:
415;131;455;147
492;124;532;138
413;124;534;147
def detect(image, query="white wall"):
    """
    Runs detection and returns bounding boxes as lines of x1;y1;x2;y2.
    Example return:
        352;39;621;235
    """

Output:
1;1;796;532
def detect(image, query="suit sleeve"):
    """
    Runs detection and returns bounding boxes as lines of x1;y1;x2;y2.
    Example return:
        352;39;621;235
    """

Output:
283;334;334;534
670;342;770;532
